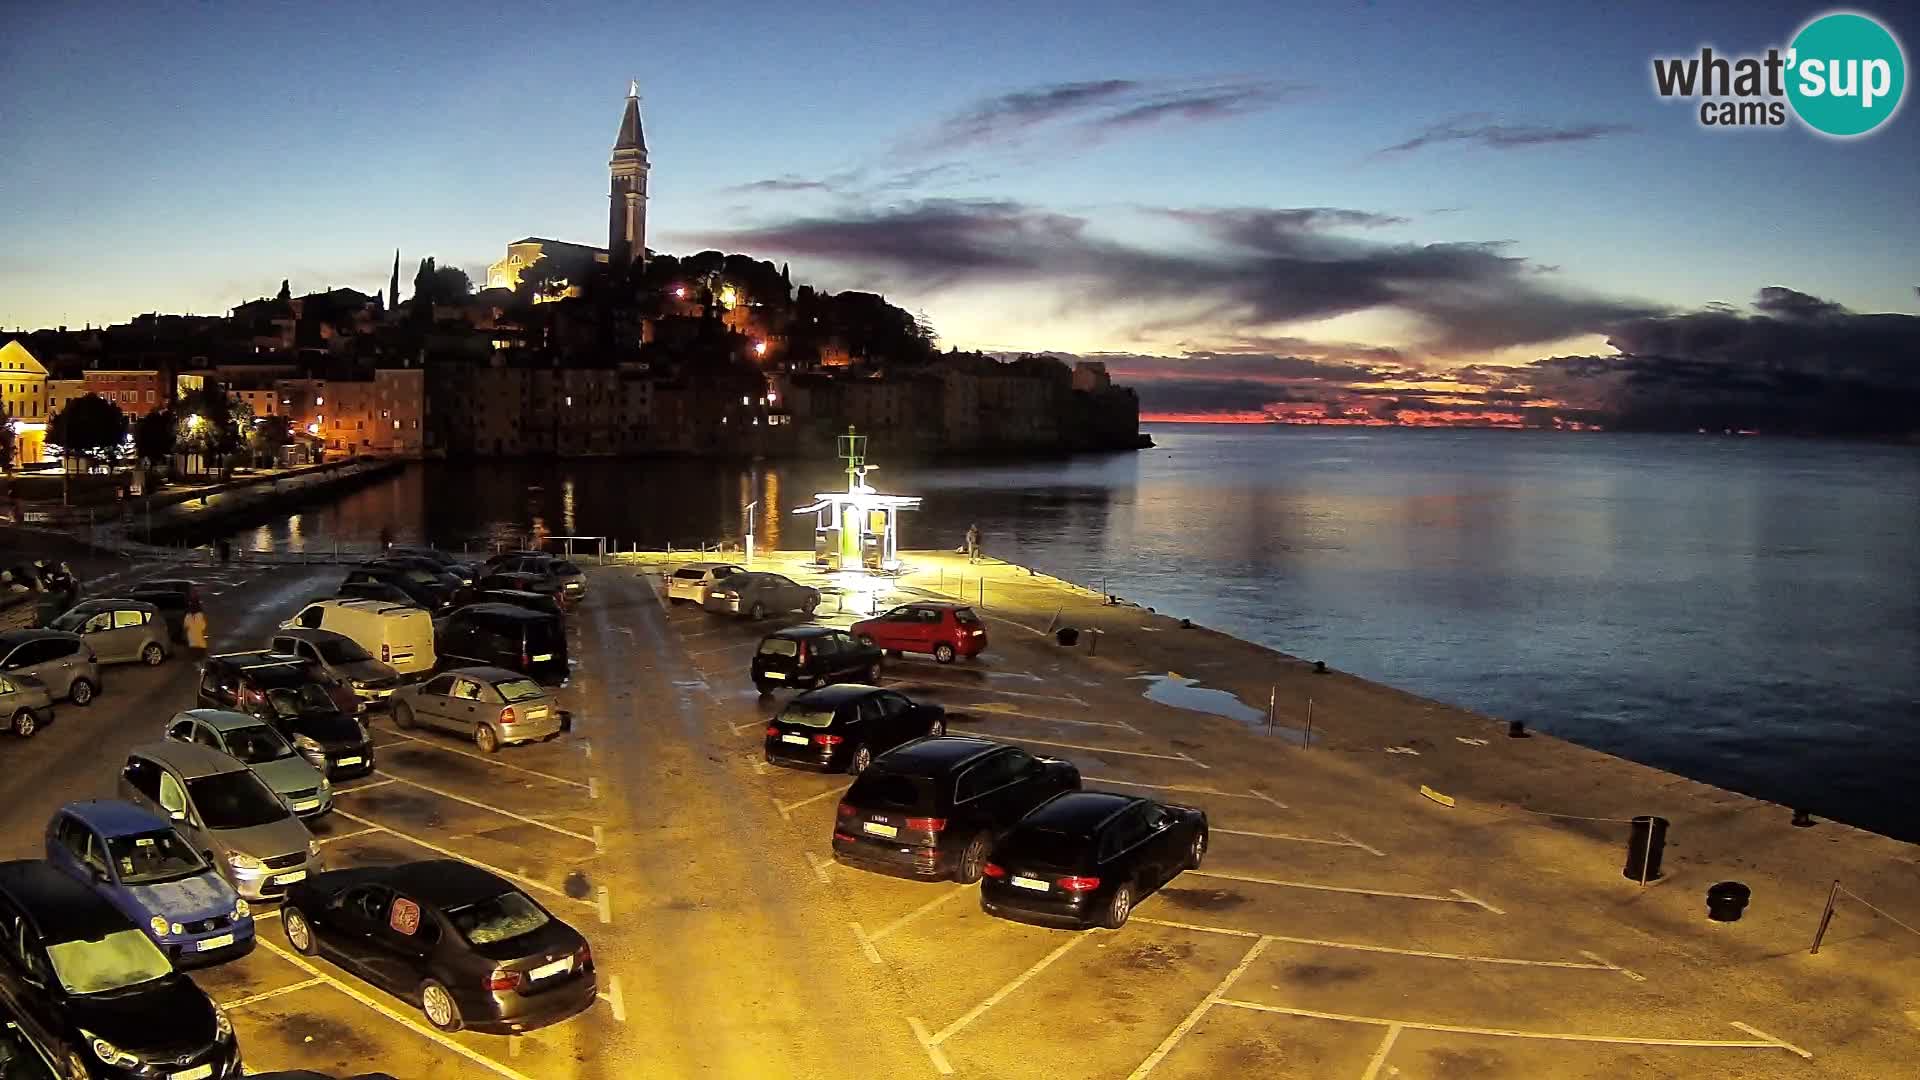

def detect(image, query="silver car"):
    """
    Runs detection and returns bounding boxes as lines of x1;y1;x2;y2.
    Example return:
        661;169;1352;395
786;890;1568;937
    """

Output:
703;572;821;619
164;708;332;819
0;628;98;705
390;665;566;754
47;599;168;666
117;741;320;901
270;627;402;713
0;673;54;738
666;561;743;605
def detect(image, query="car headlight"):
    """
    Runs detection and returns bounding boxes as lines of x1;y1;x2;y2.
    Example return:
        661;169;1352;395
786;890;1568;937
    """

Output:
213;1005;232;1041
227;852;263;870
233;899;250;919
148;914;170;938
308;838;322;858
293;734;322;753
319;775;332;791
83;1032;137;1068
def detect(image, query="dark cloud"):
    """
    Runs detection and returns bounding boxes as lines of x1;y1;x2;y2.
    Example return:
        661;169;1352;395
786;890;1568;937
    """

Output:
1752;286;1846;320
908;78;1296;155
692;199;1660;353
724;175;841;194
1380;118;1633;156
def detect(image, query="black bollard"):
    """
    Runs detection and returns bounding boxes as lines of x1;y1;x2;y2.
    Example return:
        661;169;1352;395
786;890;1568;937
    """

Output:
1507;719;1528;738
1623;815;1669;883
1792;809;1815;828
1313;660;1328;674
1179;618;1192;629
1706;881;1751;922
1055;627;1079;647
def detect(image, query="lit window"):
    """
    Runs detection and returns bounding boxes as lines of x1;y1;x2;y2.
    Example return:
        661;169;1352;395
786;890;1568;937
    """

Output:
566;396;573;407
393;420;400;429
315;396;324;405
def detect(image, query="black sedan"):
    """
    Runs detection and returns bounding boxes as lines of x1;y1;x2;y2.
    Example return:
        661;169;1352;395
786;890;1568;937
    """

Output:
281;860;595;1034
980;792;1208;930
0;861;239;1080
832;737;1080;883
261;686;376;780
764;685;945;774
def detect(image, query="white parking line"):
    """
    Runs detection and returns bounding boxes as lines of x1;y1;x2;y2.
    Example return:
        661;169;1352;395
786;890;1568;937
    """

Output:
597;885;611;925
365;770;596;844
909;936;1086;1074
1130;917;1640;977
330;809;595;911
686;640;759;659
908;1017;952;1075
776;787;844;820
850;922;884;965
1360;1023;1403;1080
376;729;591;790
1127;936;1272;1079
1212;827;1383;855
870;886;966;942
732;718;772;734
315;827;378;846
896;679;1089;707
1010;736;1209;768
1186;869;1503;913
805;851;836;883
950;703;1139;732
255;937;540;1080
219;976;324;1011
600;975;626;1022
334;777;398;794
1084;777;1286;807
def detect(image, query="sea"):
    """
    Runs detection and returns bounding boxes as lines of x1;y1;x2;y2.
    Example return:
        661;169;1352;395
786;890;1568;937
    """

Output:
231;425;1920;842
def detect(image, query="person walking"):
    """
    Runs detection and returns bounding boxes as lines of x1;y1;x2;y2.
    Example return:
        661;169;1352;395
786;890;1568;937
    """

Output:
183;598;209;663
965;522;981;564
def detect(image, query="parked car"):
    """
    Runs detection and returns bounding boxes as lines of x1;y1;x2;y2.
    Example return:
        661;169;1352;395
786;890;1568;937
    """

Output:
473;572;568;609
338;579;421;608
270;628;402;713
125;579;198;644
117;741;321;901
751;626;882;695
281;599;437;678
339;569;441;611
259;685;375;781
482;550;549;570
281;860;595;1034
831;737;1081;883
763;685;945;774
386;547;480;586
0;1011;58;1080
197;649;357;719
852;601;989;664
980;791;1208;930
46;600;167;666
164;709;332;818
391;668;567;754
44;800;256;965
665;562;743;606
366;557;468;601
703;572;820;619
0;676;53;739
0;860;241;1080
0;630;96;706
465;588;566;622
434;604;567;684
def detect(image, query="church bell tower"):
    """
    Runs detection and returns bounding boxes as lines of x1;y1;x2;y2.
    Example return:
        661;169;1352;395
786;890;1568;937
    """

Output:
609;82;649;270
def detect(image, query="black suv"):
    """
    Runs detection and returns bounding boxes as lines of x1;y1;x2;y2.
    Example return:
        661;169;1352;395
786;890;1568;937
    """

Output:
0;860;240;1080
198;654;373;778
763;685;947;774
434;603;568;684
751;626;882;695
341;566;447;610
831;736;1081;883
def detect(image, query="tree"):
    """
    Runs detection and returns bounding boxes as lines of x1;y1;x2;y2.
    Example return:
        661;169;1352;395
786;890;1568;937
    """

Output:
175;387;242;477
0;409;13;475
431;264;473;300
134;408;175;480
276;279;291;302
48;394;130;472
250;414;292;467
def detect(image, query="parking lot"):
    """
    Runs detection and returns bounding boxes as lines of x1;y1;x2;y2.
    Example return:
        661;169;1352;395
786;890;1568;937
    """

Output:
632;555;1824;1080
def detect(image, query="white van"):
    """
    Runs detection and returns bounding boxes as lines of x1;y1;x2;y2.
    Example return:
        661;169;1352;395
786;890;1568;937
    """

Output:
281;599;437;677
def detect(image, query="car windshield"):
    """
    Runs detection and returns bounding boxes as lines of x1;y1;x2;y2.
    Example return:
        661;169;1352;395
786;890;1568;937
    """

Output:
185;770;289;829
47;613;84;632
779;704;838;728
107;829;207;885
46;930;172;995
445;890;551;946
315;637;372;664
224;724;296;764
554;561;581;575
268;684;335;717
758;639;798;658
496;678;544;703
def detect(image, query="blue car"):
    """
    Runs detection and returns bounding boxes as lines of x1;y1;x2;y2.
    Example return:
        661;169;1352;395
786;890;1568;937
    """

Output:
43;800;255;967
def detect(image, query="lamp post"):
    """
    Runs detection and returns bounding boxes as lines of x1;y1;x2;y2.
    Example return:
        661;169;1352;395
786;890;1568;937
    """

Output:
744;500;758;567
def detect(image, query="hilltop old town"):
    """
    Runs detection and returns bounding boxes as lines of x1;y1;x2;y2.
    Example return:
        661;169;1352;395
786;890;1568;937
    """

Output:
0;86;1143;470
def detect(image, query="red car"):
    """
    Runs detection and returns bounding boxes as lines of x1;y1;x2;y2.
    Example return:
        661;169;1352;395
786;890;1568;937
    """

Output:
851;602;988;664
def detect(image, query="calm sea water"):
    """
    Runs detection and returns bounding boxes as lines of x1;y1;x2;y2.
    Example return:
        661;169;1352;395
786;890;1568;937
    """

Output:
237;426;1920;841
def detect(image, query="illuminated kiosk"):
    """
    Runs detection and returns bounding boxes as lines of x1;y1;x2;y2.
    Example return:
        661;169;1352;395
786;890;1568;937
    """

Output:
794;431;920;573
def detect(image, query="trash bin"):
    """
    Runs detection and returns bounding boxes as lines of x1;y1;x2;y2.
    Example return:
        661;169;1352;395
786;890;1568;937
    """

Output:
1622;815;1668;882
1707;881;1751;922
1055;627;1079;647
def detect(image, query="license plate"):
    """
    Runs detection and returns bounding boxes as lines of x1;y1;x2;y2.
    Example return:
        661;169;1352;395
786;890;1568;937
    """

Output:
172;1066;212;1080
1010;876;1050;892
862;822;898;838
530;957;572;980
532;653;553;662
335;756;363;766
780;733;809;745
566;583;583;591
197;933;234;952
763;671;785;680
291;798;320;812
274;870;307;886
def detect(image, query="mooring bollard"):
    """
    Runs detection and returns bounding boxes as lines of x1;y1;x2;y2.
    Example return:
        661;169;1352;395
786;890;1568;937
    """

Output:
1707;881;1751;922
1508;719;1528;738
1792;809;1815;828
1623;815;1669;884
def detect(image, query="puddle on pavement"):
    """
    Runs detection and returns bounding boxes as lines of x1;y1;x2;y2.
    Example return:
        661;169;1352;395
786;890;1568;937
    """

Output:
1135;673;1314;746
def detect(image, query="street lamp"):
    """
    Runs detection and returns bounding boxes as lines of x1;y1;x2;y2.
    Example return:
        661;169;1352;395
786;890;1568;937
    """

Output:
753;341;767;358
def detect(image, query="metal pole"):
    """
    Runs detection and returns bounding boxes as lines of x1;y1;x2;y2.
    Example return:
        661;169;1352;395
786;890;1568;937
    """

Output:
979;577;984;608
1810;880;1842;954
1266;686;1275;736
1305;698;1314;748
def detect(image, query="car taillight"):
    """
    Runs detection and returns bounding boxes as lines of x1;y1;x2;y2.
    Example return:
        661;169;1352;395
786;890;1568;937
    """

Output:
983;862;1007;879
575;943;592;970
906;817;947;832
833;831;856;842
381;644;390;663
813;734;844;745
501;706;517;725
1057;876;1101;893
796;644;807;663
486;969;522;991
836;802;855;817
766;725;781;737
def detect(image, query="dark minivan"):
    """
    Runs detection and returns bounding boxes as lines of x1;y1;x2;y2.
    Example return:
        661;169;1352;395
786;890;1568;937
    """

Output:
831;737;1081;883
763;685;946;774
751;626;881;695
434;604;568;684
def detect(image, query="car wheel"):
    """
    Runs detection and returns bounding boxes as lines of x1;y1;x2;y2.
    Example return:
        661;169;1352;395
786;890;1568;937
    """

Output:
754;680;773;696
749;601;768;620
393;701;415;730
11;709;35;738
283;907;319;955
420;978;463;1032
933;643;957;664
68;678;94;706
865;662;882;683
1188;830;1208;870
928;716;946;737
1103;883;1134;929
474;724;500;754
141;643;165;666
956;832;991;884
850;745;873;774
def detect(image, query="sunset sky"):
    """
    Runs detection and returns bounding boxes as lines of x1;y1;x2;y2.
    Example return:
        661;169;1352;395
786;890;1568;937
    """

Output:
3;1;1915;430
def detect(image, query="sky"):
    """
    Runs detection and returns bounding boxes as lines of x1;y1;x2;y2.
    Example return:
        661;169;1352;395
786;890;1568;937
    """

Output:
3;1;1916;430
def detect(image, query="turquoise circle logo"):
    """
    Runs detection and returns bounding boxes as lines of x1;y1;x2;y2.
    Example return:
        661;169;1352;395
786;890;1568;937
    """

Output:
1787;12;1907;136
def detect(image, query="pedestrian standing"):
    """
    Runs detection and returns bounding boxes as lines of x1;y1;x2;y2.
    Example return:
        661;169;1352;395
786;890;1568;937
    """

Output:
965;522;981;564
183;598;209;663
